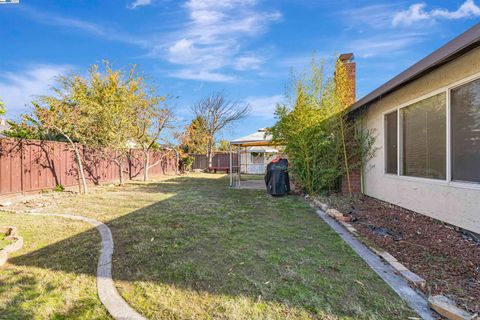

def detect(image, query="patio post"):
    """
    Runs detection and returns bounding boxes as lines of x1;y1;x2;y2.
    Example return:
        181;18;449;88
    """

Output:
237;145;241;187
229;143;233;187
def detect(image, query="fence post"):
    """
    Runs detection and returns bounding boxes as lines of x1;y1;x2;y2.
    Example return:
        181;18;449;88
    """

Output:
128;149;133;180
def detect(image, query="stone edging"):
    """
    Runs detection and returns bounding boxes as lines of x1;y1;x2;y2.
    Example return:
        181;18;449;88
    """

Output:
310;198;427;287
7;211;146;320
312;205;436;320
310;198;478;320
0;226;24;267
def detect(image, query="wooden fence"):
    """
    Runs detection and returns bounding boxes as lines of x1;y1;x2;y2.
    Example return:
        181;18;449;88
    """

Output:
191;153;235;170
0;138;177;196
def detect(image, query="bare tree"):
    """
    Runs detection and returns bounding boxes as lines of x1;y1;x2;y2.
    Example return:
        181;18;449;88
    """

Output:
191;92;250;169
133;101;174;181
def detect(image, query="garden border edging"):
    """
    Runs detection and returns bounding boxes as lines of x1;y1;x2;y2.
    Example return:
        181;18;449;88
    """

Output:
311;198;428;287
309;200;437;320
0;226;24;267
310;198;478;320
0;209;146;320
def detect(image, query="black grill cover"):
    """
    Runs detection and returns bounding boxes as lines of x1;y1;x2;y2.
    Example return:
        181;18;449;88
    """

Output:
264;158;291;196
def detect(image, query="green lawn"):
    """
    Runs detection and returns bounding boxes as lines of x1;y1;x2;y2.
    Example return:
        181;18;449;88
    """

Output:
0;214;108;319
0;174;415;319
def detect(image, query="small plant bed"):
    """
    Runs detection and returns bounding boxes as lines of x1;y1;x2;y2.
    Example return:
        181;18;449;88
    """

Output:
317;194;480;315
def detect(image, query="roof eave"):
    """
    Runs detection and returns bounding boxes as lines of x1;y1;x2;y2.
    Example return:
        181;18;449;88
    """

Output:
349;23;480;115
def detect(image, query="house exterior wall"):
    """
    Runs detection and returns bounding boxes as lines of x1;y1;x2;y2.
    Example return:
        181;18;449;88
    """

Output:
240;152;277;174
361;47;480;234
240;152;264;174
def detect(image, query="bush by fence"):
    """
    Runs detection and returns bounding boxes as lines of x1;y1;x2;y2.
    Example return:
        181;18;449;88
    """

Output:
0;138;177;196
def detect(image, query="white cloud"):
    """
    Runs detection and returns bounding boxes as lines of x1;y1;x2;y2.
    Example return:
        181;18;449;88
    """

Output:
161;0;281;81
21;6;148;47
432;0;480;19
0;65;71;117
128;0;152;9
342;4;401;29
246;95;283;118
19;2;280;82
233;55;263;71
393;0;480;26
169;69;236;82
349;33;425;58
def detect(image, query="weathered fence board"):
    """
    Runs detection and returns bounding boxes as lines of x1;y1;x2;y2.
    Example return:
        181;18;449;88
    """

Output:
191;153;236;170
0;138;177;196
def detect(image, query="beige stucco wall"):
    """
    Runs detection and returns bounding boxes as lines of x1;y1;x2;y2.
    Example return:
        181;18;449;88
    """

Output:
362;47;480;234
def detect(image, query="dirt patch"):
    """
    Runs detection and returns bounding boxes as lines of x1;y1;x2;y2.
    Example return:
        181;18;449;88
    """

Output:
320;195;480;314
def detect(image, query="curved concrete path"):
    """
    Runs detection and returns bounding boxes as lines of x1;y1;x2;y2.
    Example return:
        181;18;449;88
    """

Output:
25;212;146;320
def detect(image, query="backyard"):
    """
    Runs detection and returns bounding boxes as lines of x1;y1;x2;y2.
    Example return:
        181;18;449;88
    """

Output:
0;174;417;319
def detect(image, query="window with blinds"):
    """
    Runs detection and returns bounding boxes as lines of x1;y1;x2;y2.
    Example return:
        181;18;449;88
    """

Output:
384;111;398;174
451;78;480;183
400;93;446;179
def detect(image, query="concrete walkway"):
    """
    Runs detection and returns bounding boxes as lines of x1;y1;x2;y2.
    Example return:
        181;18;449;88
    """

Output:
24;212;146;320
315;209;436;320
233;180;266;190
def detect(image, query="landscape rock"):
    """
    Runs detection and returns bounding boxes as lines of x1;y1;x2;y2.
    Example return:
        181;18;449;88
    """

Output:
346;226;358;234
379;251;398;263
390;261;408;272
326;208;353;222
326;208;343;220
0;201;13;207
428;295;474;320
312;198;329;211
401;269;427;287
0;226;23;267
0;226;10;234
4;236;23;254
0;226;17;237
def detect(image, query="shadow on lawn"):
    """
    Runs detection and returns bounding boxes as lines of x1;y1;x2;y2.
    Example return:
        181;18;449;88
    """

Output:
0;272;38;319
9;176;412;319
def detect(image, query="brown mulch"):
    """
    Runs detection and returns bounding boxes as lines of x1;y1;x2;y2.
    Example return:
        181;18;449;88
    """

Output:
325;195;480;314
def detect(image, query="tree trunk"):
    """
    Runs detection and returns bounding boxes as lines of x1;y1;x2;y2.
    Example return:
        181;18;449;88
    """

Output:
143;150;149;181
174;149;179;175
114;158;124;186
207;140;213;170
72;144;88;194
119;162;124;186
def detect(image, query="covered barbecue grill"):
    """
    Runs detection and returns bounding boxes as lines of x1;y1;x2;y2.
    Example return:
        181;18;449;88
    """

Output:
264;157;290;196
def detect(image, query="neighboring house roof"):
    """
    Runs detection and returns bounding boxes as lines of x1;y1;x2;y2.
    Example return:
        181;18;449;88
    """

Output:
230;128;274;146
350;23;480;114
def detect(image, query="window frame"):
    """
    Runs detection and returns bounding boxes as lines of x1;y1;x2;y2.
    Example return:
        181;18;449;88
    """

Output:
383;109;399;175
382;71;480;190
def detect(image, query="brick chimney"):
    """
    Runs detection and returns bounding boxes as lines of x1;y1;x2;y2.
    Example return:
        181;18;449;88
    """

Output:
337;53;361;195
337;53;356;106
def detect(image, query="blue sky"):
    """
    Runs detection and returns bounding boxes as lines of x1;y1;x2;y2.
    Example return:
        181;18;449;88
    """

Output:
0;0;479;141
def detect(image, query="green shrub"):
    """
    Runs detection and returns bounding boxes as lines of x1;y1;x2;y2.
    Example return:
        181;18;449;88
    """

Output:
270;56;376;195
182;155;195;172
54;184;65;192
